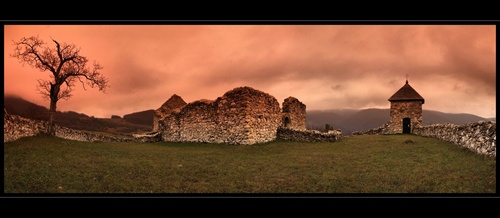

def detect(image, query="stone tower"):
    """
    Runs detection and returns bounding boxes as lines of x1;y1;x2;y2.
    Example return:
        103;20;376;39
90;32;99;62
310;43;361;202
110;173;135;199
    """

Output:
386;80;425;134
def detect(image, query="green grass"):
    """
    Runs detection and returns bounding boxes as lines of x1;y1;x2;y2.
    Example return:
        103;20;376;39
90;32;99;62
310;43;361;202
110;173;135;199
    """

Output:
4;134;496;193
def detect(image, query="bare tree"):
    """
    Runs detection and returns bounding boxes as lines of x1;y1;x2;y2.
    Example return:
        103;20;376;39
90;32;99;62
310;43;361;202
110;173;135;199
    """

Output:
11;36;108;135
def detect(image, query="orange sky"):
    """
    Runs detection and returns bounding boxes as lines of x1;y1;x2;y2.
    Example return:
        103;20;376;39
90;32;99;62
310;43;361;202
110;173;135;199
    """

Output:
3;25;496;118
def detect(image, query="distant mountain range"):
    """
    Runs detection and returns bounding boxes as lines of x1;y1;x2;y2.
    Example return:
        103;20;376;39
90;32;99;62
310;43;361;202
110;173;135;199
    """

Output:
4;95;495;136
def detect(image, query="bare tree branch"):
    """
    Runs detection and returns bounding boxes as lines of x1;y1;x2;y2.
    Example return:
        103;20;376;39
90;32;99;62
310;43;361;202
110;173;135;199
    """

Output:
77;76;87;91
36;79;51;100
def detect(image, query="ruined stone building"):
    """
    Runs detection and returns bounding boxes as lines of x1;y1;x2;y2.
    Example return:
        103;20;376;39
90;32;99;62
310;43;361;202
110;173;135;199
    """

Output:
386;79;425;134
153;86;306;145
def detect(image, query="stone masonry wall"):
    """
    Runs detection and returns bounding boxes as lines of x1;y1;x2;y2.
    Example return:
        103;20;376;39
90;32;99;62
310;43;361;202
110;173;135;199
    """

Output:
282;97;307;131
158;87;282;145
413;121;496;158
178;99;218;143
4;109;46;143
217;87;281;145
386;101;423;134
4;109;133;143
277;127;341;142
153;94;187;132
356;120;496;158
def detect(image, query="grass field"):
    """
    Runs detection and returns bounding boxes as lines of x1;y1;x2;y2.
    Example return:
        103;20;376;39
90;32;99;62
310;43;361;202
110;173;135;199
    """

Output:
3;134;496;193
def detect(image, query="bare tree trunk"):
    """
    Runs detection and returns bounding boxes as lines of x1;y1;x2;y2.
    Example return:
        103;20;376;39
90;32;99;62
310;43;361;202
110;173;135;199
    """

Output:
48;83;60;136
48;99;57;136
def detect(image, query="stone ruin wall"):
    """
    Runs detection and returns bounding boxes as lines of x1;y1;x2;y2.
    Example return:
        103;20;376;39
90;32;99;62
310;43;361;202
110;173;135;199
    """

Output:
152;94;187;132
174;99;219;143
282;97;307;131
355;121;496;158
216;88;281;144
386;101;423;134
4;109;46;143
158;87;283;145
152;114;161;132
4;109;132;143
277;127;341;142
413;121;496;158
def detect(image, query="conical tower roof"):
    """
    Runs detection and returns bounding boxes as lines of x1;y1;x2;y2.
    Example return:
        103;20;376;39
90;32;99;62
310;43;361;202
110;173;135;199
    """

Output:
388;80;425;104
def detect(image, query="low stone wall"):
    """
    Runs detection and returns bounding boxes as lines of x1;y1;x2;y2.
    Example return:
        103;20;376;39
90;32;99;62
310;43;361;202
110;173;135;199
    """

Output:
4;109;47;143
413;121;496;158
55;126;132;142
355;120;496;158
352;123;388;135
277;127;341;142
4;109;132;143
132;132;161;143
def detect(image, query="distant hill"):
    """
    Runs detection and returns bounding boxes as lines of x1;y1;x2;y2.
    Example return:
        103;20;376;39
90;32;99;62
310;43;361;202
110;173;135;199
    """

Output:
421;110;489;126
307;108;493;135
4;95;152;136
123;110;155;126
3;95;49;121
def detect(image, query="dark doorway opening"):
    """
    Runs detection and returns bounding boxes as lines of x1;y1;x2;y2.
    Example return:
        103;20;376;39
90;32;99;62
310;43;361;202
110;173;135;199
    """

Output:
283;117;291;128
402;118;411;134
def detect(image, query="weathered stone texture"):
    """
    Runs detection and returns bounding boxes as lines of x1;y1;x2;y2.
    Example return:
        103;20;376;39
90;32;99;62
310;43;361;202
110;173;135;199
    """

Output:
55;126;132;142
216;87;281;144
153;94;187;132
282;97;307;131
4;109;46;142
158;87;283;145
4;108;133;143
386;101;423;134
356;121;496;158
413;121;496;158
277;127;341;142
176;99;219;143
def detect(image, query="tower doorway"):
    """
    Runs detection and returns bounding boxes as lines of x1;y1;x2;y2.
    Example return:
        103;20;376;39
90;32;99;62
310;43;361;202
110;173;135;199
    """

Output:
402;118;411;134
